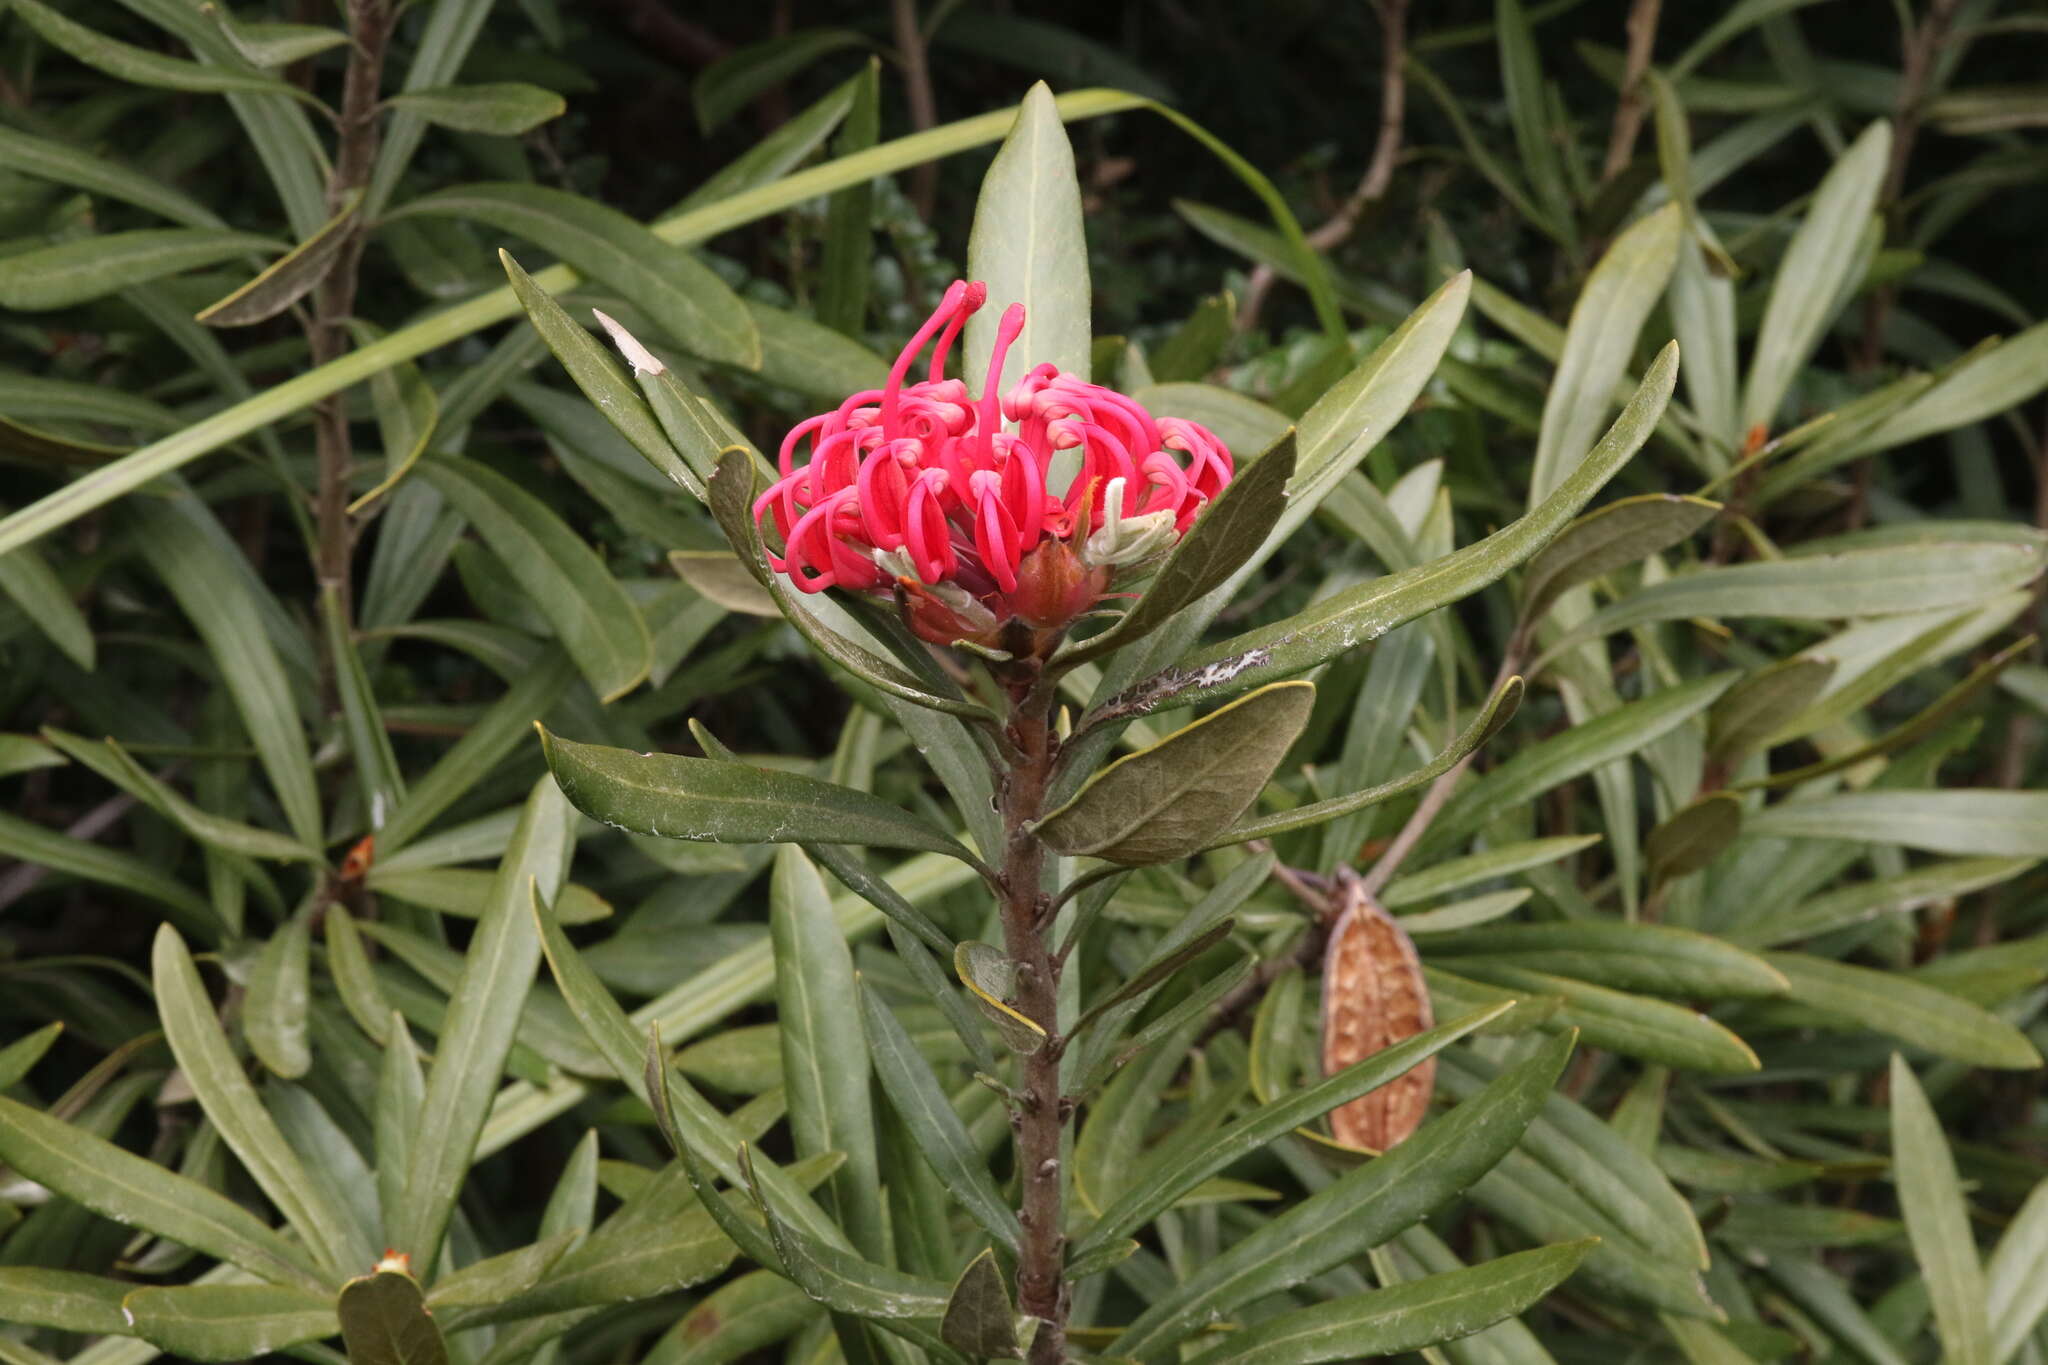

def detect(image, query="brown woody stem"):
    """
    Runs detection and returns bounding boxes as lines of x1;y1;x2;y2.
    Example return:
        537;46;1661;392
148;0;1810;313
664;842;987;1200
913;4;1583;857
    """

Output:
996;679;1070;1363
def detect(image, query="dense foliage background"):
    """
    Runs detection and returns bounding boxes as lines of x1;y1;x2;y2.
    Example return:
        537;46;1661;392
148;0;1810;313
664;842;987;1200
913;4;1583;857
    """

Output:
3;1;2048;1362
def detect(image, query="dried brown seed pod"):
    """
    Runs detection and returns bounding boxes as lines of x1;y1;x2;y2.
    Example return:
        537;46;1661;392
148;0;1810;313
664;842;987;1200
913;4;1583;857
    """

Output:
1320;871;1434;1151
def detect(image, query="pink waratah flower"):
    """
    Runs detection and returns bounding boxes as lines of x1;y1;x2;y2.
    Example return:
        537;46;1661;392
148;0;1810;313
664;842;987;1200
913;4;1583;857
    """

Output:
753;280;1233;650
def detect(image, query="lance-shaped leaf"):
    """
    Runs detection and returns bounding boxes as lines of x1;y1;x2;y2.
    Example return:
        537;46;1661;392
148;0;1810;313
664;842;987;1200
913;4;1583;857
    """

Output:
540;728;980;865
38;730;318;863
1072;1004;1510;1261
942;1250;1023;1360
0;1096;321;1290
204;10;347;66
1989;1178;2048;1364
197;195;358;326
1735;856;2037;949
243;918;312;1079
1444;962;1759;1073
417;455;651;703
8;0;319;104
1891;1055;1993;1365
1110;1031;1576;1359
501;251;702;498
393;183;759;368
0;229;283;311
0;1268;131;1333
1098;342;1678;723
1429;923;1785;999
1764;953;2041;1069
1520;493;1721;623
153;925;368;1276
1038;681;1314;864
0;1024;62;1090
954;941;1049;1052
704;450;994;722
1646;793;1744;887
1057;430;1297;670
424;1231;580;1311
121;1284;337;1362
1214;676;1523;847
1185;1240;1596;1365
385;83;566;135
338;1269;450;1365
1071;921;1237;1042
967;80;1092;392
861;982;1023;1252
1745;790;2048;858
1707;655;1836;763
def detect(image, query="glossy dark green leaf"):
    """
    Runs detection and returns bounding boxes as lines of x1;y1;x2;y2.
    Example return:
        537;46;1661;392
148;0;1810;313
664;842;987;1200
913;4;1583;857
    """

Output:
1187;1240;1595;1365
1110;1031;1575;1359
385;83;566;134
337;1269;449;1365
540;727;978;863
1038;681;1315;863
1890;1054;1991;1365
122;1283;337;1362
1059;430;1297;670
1521;493;1721;622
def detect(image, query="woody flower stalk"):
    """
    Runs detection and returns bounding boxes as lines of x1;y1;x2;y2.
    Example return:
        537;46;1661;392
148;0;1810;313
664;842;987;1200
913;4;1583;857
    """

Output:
760;281;1232;1358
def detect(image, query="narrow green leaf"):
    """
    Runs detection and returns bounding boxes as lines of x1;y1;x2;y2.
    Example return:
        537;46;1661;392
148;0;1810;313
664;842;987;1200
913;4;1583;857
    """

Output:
1531;205;1683;504
1988;1177;2048;1365
1890;1054;1992;1365
0;809;217;937
1380;835;1601;908
1109;1031;1575;1360
1073;1004;1510;1259
1109;343;1678;721
693;29;870;133
196;196;358;327
121;1283;337;1362
321;588;406;825
1707;655;1836;763
1742;121;1891;432
0;539;92;669
0;1094;322;1289
243;918;312;1080
1449;962;1760;1072
1039;681;1315;863
1521;494;1722;622
393;183;760;368
36;730;317;863
418;454;650;702
337;1269;450;1365
0;1269;130;1333
1745;791;2048;857
153;925;367;1275
0;229;279;311
1429;922;1784;998
1187;1240;1595;1365
1217;676;1524;847
385;83;566;135
860;983;1022;1253
1764;953;2041;1069
967;81;1092;391
540;726;978;862
1734;855;2035;948
771;846;886;1259
9;0;319;104
396;777;576;1270
0;124;223;228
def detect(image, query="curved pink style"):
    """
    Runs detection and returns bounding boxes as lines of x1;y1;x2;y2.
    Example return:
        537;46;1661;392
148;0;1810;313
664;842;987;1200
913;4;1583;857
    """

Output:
752;281;1233;642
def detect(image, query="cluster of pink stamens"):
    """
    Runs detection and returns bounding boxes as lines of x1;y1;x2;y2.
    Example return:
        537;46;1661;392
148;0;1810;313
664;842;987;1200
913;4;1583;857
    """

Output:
753;281;1231;638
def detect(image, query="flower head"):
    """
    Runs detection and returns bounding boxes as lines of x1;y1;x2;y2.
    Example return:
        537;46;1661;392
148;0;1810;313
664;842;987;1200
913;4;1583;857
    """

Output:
754;281;1233;651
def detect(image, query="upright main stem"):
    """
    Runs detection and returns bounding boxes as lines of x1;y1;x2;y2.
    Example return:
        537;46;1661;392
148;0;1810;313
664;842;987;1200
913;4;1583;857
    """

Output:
997;683;1070;1364
309;0;394;633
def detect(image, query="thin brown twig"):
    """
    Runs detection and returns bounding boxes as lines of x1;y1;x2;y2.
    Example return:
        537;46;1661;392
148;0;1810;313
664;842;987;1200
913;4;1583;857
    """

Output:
891;0;939;221
1599;0;1663;185
1237;0;1407;336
